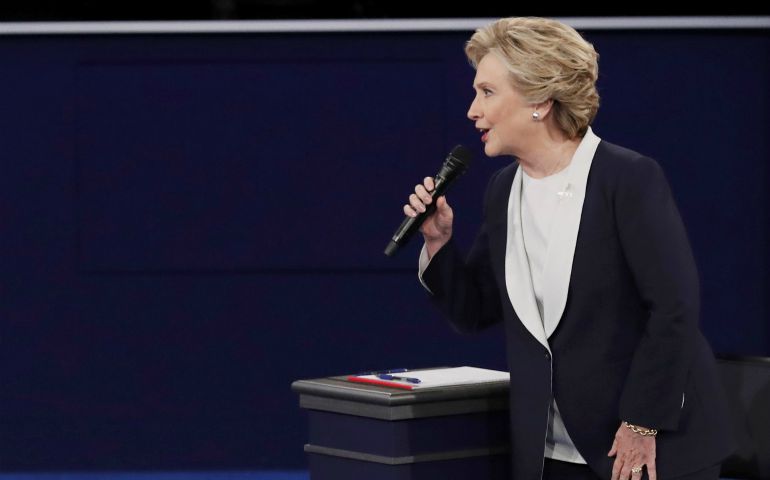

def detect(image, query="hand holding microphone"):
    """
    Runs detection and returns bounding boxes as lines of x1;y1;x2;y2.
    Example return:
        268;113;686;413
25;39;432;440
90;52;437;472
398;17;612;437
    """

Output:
384;145;473;256
404;177;454;258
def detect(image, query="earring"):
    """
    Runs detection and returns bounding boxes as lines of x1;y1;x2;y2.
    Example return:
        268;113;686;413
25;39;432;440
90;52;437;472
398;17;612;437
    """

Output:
532;112;540;120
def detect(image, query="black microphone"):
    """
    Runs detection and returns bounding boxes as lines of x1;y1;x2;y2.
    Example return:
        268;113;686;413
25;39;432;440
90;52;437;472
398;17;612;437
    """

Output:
384;145;474;257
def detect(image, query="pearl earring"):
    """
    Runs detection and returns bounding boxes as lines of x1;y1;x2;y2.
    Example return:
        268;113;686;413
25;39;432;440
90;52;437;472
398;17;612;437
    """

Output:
532;112;540;120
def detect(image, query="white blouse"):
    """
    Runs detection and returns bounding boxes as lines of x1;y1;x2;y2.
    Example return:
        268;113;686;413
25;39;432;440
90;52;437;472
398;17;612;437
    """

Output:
521;167;587;464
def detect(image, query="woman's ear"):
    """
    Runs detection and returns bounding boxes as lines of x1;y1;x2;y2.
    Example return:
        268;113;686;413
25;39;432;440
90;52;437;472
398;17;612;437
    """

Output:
532;99;554;121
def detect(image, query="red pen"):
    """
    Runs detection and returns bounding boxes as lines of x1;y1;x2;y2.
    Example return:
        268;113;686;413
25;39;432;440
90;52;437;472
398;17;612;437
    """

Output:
346;375;414;390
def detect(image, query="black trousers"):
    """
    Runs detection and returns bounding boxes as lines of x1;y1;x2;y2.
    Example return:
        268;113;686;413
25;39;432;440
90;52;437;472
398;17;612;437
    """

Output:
542;458;722;480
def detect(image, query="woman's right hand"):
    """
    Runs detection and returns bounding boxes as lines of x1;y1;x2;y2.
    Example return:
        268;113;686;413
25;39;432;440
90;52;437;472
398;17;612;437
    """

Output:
403;176;454;258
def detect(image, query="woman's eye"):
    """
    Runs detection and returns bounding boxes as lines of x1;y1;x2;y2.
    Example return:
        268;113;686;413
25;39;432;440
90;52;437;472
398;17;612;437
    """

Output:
483;89;493;96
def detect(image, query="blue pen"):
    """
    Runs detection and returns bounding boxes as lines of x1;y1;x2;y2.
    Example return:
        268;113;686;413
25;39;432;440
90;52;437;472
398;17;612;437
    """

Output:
356;368;408;376
377;374;421;384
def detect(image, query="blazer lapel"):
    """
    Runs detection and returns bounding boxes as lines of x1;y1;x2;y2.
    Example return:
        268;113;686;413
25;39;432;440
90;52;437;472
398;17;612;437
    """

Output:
541;128;602;338
504;166;550;351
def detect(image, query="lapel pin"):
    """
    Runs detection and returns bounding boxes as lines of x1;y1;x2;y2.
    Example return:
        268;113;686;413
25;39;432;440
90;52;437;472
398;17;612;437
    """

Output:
556;185;573;200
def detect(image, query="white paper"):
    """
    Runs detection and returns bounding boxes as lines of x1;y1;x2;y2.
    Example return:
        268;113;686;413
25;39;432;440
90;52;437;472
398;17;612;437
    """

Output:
358;366;509;389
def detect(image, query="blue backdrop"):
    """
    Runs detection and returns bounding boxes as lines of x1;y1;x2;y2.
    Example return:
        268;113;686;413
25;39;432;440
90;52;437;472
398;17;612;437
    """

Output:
0;27;768;470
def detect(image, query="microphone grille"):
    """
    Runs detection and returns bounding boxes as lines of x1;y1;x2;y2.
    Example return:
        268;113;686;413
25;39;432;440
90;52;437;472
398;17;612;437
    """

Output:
449;145;474;168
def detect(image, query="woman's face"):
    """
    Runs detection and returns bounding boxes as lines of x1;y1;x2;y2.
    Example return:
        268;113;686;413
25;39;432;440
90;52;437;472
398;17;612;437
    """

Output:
467;53;535;158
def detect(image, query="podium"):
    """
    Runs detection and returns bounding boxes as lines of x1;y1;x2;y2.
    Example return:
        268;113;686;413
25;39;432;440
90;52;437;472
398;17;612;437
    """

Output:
291;369;512;480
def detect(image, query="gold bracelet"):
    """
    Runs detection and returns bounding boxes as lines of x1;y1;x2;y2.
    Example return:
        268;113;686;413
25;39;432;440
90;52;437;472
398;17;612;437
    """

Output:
623;421;658;437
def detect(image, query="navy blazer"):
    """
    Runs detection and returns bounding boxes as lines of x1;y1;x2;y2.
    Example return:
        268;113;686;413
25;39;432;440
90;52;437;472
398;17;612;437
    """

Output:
422;140;735;479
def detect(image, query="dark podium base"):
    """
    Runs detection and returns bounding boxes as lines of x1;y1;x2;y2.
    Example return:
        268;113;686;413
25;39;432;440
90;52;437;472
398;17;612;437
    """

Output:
292;368;512;480
307;449;510;480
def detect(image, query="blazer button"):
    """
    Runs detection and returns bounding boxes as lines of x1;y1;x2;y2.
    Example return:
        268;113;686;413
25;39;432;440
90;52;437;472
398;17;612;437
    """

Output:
545;352;551;361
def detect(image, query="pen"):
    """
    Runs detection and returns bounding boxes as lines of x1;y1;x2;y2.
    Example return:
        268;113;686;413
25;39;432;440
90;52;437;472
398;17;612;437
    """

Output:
346;376;413;390
356;368;408;376
376;374;421;384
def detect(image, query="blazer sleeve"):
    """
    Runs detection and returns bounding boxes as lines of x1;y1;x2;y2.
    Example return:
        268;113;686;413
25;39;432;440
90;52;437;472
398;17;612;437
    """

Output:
421;169;505;334
615;156;699;431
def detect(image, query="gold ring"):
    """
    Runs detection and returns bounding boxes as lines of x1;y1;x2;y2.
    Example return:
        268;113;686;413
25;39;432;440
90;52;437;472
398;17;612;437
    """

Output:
631;465;643;474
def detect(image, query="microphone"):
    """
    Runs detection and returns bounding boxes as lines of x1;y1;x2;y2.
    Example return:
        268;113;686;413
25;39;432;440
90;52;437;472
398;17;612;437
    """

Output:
384;145;473;257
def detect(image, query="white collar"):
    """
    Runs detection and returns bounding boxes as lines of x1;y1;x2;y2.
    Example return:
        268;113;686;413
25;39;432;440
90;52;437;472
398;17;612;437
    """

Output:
504;126;602;350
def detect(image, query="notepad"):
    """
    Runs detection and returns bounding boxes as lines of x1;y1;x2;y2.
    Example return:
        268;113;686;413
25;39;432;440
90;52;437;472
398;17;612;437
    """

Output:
347;366;509;390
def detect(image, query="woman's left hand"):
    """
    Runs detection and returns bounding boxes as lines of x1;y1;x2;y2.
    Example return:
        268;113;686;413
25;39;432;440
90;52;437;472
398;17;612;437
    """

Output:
608;422;657;480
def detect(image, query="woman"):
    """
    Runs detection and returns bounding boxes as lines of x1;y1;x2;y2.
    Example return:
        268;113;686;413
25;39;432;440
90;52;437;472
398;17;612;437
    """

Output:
405;17;734;480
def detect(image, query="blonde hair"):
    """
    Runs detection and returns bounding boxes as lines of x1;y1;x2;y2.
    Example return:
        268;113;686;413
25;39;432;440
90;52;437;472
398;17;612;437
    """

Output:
465;17;600;139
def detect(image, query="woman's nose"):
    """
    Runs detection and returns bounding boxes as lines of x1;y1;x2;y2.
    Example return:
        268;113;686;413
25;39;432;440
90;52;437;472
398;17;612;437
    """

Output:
467;98;480;121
